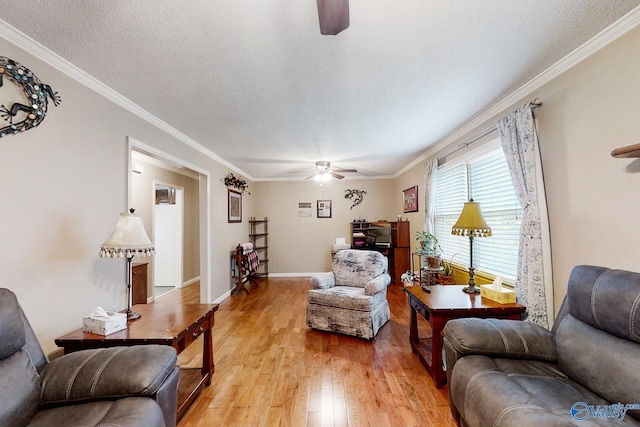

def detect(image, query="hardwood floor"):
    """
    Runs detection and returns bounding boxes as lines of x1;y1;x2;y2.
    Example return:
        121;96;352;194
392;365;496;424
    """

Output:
159;278;455;427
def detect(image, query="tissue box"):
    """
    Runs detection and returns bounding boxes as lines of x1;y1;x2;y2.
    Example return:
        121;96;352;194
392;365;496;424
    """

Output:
83;312;127;336
480;284;516;304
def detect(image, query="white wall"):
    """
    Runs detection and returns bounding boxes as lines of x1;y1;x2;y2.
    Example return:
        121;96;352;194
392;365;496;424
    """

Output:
395;24;640;316
253;179;396;273
0;38;251;355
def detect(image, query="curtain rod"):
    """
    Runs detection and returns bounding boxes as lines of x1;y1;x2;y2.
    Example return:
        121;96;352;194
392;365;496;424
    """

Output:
438;99;542;165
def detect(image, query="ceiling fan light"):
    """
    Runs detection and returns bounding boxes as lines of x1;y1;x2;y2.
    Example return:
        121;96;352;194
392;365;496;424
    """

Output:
322;174;331;182
314;174;322;182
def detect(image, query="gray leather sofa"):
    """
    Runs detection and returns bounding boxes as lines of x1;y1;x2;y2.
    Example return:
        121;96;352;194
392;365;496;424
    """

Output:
0;288;180;427
443;265;640;426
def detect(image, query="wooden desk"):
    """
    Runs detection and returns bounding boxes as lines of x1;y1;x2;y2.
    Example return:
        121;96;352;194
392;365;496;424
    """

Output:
403;285;525;388
55;303;219;421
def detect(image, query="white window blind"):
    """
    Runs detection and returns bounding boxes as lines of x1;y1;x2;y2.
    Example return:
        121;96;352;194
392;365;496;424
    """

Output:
433;146;521;280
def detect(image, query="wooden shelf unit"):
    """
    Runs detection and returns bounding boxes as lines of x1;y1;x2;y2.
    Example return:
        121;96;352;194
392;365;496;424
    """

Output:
249;217;269;277
349;220;411;285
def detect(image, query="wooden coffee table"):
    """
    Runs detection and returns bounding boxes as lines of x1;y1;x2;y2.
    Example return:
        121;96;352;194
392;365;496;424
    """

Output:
55;302;218;421
403;285;525;388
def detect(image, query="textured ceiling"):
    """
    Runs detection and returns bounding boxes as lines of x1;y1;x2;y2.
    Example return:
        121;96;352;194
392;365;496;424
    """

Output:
1;1;639;180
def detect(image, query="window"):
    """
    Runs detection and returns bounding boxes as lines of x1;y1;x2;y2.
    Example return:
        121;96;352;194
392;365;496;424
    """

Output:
433;143;521;280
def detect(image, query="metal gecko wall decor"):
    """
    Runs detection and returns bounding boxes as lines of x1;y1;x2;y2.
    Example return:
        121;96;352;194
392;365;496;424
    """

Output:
344;189;366;210
0;56;61;138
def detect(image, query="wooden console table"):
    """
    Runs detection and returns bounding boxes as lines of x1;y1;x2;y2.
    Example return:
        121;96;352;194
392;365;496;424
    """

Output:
55;302;218;421
403;285;525;388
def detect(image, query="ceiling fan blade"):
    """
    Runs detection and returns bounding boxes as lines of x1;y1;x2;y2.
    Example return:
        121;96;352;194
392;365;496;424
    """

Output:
330;172;345;179
317;0;350;35
333;168;357;173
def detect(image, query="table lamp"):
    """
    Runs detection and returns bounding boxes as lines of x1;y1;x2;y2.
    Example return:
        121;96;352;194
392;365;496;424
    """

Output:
451;199;492;294
99;208;155;320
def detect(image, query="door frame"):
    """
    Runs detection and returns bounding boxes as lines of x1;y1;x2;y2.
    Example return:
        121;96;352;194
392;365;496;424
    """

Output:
126;136;212;303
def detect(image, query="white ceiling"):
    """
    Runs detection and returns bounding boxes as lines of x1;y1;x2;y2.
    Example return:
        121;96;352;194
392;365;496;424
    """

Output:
2;1;639;180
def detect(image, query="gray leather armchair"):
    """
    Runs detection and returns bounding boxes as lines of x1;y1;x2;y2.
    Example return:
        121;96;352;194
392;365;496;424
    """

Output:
0;288;180;427
443;265;640;426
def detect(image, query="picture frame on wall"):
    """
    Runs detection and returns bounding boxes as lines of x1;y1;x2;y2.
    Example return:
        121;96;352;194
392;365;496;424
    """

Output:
228;189;242;223
317;200;332;218
403;185;418;213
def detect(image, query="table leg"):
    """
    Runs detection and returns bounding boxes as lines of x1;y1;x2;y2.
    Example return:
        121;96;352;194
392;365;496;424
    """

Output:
409;305;418;353
431;326;446;388
202;318;214;386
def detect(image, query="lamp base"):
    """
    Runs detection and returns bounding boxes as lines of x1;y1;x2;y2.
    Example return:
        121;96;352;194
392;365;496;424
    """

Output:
462;284;481;294
126;309;141;320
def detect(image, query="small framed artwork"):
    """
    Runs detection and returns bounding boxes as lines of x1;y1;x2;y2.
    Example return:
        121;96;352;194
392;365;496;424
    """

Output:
403;185;418;213
228;189;242;223
317;200;332;218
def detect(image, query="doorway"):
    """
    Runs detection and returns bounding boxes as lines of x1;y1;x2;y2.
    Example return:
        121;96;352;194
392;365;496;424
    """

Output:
128;138;210;304
153;184;183;297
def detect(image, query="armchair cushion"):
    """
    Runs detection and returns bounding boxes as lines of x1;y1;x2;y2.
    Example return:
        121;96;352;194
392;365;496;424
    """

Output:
0;288;26;360
332;250;388;288
28;397;165;427
39;345;178;406
444;318;557;362
364;274;391;296
0;350;40;427
310;272;335;290
308;286;388;312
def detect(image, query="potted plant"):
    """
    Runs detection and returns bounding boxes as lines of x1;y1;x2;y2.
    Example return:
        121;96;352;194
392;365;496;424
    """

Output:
439;254;457;285
415;231;441;269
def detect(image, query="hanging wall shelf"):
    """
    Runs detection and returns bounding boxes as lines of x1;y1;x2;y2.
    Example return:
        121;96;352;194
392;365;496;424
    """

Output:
611;143;640;158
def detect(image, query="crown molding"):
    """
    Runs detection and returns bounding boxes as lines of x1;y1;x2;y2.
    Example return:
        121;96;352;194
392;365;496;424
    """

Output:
2;6;639;182
396;5;640;177
0;19;254;180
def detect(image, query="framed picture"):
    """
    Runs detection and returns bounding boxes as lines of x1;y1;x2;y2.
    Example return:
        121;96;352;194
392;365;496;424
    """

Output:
317;200;332;218
403;185;418;213
228;189;242;223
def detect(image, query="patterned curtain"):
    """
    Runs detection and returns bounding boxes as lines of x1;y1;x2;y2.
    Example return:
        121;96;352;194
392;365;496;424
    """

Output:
497;104;554;329
423;158;438;233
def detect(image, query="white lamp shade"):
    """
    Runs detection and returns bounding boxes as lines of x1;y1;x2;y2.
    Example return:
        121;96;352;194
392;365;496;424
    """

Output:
99;211;155;258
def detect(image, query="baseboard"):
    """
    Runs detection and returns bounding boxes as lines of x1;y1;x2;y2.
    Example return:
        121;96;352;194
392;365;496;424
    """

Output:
183;276;200;287
268;272;322;277
214;290;231;304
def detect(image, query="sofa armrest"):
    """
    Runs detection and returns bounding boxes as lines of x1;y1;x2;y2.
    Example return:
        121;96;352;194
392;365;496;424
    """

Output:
39;345;178;406
443;318;557;362
364;273;391;296
310;272;335;289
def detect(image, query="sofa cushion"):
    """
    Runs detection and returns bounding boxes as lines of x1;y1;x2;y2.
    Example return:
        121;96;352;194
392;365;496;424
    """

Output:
0;349;40;427
449;355;640;427
39;346;178;405
0;288;26;360
308;286;387;311
567;266;640;343
28;397;165;427
556;314;640;420
332;250;387;288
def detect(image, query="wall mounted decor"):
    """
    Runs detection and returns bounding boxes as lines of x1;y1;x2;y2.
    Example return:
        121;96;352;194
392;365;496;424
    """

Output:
344;189;366;210
403;185;418;213
228;189;242;223
0;56;61;138
223;172;250;194
317;200;332;218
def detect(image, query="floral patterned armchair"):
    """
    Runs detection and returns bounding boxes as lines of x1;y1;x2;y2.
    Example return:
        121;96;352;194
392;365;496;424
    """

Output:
307;250;391;339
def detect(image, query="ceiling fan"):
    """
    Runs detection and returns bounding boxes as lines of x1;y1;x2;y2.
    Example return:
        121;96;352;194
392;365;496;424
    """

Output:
308;160;357;180
317;0;350;35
